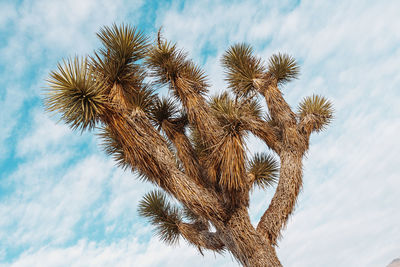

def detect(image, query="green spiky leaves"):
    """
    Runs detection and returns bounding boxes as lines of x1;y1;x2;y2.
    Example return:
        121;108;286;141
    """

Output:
210;92;262;134
91;23;149;99
298;94;334;132
45;57;106;131
222;43;265;98
267;53;300;84
97;23;149;63
248;153;279;190
138;190;182;245
146;33;208;95
130;84;156;114
150;97;180;129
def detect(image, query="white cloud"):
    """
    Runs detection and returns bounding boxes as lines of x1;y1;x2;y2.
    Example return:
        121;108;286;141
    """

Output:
0;154;113;246
6;237;238;267
0;87;26;159
16;111;72;157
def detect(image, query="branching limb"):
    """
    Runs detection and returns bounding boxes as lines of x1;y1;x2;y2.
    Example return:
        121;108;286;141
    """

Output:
162;119;208;186
244;117;282;153
106;111;227;225
150;97;208;187
45;55;227;226
179;222;225;252
254;77;297;128
138;190;225;252
146;34;222;146
256;151;303;245
255;96;333;247
146;34;231;192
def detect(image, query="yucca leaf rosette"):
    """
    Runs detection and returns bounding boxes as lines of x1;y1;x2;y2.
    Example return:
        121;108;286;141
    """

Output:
248;153;279;190
298;94;334;132
45;57;106;131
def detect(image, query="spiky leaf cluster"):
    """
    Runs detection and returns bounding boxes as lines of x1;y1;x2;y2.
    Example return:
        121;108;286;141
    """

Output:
248;153;279;190
138;190;182;245
130;84;156;113
209;92;262;134
45;57;106;131
92;23;149;86
150;97;180;129
182;205;201;222
298;94;334;132
146;34;208;96
222;43;265;98
267;53;300;84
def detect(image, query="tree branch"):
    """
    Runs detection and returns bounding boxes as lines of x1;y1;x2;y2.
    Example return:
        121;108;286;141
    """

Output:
179;222;225;252
102;95;227;226
252;78;307;245
245;116;282;153
161;119;209;187
255;77;296;128
256;150;303;245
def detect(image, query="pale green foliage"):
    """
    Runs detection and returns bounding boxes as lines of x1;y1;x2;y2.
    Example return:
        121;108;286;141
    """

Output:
94;23;149;84
150;97;180;129
130;84;156;113
209;92;262;134
146;32;208;95
248;153;279;190
221;43;265;97
298;94;334;131
138;190;182;245
97;23;149;63
45;57;106;131
268;53;300;84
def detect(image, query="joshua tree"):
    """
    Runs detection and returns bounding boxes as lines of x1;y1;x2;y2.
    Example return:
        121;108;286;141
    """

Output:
45;24;333;266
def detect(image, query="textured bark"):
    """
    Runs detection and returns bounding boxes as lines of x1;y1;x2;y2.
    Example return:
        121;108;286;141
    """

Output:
257;150;303;245
106;84;283;264
259;79;296;128
245;117;282;153
161;119;207;186
179;222;225;251
103;110;227;226
174;77;249;207
218;207;282;267
110;77;305;262
253;77;308;246
174;77;223;145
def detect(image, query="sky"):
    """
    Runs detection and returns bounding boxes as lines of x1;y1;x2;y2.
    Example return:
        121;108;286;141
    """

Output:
0;0;399;266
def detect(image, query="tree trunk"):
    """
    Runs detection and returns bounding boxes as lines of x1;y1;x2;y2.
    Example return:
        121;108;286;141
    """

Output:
218;207;282;267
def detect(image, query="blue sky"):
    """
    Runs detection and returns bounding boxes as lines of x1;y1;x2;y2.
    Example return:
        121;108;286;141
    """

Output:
0;0;399;266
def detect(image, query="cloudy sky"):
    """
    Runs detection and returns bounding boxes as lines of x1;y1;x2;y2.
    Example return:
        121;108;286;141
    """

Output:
0;0;399;266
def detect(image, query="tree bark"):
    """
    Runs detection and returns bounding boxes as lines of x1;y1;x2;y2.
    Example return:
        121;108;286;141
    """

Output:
218;207;282;267
103;111;227;226
257;150;303;245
